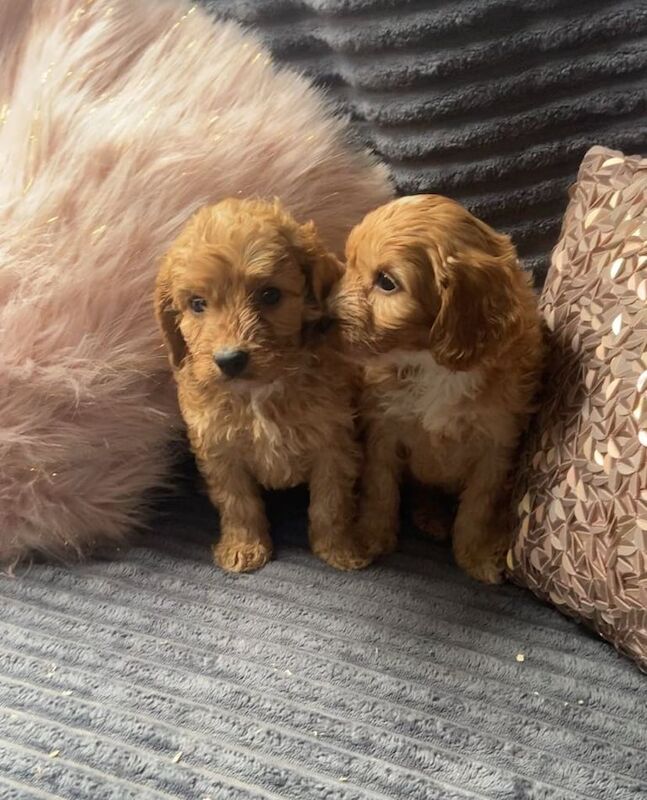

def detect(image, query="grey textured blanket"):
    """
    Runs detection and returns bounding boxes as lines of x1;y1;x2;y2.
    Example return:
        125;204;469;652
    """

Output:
2;489;646;799
212;0;647;283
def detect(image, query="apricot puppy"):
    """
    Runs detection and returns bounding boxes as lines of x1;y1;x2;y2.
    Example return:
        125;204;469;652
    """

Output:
334;195;543;583
156;198;368;573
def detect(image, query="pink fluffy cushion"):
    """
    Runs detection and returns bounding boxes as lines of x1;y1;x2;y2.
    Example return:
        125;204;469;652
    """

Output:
0;0;392;564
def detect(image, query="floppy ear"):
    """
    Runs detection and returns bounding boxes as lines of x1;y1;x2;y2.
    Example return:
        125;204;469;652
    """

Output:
428;239;522;371
290;220;343;322
154;255;186;370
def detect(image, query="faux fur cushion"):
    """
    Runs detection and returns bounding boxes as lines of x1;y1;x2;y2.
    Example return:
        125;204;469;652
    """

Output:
0;0;391;565
508;146;647;670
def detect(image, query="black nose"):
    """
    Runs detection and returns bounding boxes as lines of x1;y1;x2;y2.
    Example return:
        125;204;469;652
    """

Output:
213;348;249;378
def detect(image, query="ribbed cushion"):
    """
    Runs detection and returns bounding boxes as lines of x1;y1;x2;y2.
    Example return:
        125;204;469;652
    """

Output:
208;0;647;284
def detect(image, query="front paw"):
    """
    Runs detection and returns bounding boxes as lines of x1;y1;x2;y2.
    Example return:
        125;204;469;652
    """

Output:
453;541;506;584
311;537;373;571
357;517;398;559
213;538;272;573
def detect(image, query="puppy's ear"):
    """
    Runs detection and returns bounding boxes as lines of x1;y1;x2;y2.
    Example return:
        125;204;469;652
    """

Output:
291;220;343;322
428;231;522;370
154;255;187;370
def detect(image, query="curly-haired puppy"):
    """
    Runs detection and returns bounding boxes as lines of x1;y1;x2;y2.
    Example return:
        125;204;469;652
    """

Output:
333;195;543;583
156;198;369;573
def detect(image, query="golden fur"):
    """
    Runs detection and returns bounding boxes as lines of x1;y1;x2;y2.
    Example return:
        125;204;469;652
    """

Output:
156;198;368;573
334;195;543;583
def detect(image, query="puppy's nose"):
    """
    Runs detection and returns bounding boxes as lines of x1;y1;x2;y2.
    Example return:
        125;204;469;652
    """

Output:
213;348;249;378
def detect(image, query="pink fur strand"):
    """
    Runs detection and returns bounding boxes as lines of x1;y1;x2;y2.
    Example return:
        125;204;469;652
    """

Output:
0;0;392;565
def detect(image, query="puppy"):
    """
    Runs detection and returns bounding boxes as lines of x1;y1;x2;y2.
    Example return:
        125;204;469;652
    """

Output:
156;198;369;573
334;195;543;583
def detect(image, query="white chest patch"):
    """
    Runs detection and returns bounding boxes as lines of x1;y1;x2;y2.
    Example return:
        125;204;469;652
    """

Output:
241;380;286;450
374;351;483;434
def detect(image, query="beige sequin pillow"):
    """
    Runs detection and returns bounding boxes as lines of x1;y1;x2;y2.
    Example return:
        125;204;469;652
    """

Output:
508;146;647;671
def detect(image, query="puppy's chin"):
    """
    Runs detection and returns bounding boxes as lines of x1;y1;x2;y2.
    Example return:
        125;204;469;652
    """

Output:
197;367;284;399
337;325;394;364
369;348;433;368
212;371;278;393
340;342;376;365
335;319;372;359
226;377;285;400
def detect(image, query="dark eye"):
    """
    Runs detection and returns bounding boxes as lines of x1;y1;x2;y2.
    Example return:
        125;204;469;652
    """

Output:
375;271;399;293
258;286;282;307
189;296;207;313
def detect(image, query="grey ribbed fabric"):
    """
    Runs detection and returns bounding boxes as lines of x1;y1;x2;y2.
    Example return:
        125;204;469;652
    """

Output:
2;489;646;799
208;0;647;284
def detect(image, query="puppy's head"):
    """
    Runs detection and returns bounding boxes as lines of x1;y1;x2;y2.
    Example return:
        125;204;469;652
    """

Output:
334;195;524;370
155;198;341;386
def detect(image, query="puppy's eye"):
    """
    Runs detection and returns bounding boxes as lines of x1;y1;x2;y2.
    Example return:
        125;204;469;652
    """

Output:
375;271;399;293
189;296;207;313
257;286;282;307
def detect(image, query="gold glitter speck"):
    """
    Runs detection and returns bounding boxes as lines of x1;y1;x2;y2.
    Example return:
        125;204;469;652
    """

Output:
41;62;55;84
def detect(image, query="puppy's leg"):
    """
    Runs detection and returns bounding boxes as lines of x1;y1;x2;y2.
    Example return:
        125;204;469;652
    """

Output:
205;460;272;573
357;424;402;558
452;447;512;584
308;437;370;571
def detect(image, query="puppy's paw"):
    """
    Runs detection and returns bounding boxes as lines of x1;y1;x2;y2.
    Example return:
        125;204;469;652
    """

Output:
454;545;506;585
412;504;450;542
365;534;398;560
213;539;272;573
357;520;398;559
311;539;373;571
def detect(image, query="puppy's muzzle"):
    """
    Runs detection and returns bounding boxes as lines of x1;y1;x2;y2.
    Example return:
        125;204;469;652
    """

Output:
213;348;249;378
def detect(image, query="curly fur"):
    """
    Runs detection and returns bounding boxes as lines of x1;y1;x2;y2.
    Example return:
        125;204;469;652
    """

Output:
0;0;392;566
156;198;369;573
334;195;543;583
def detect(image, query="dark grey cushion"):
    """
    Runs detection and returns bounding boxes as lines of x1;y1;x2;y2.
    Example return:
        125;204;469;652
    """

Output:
207;0;647;284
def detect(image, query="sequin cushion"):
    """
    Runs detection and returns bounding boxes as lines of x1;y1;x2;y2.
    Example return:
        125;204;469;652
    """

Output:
508;146;647;671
